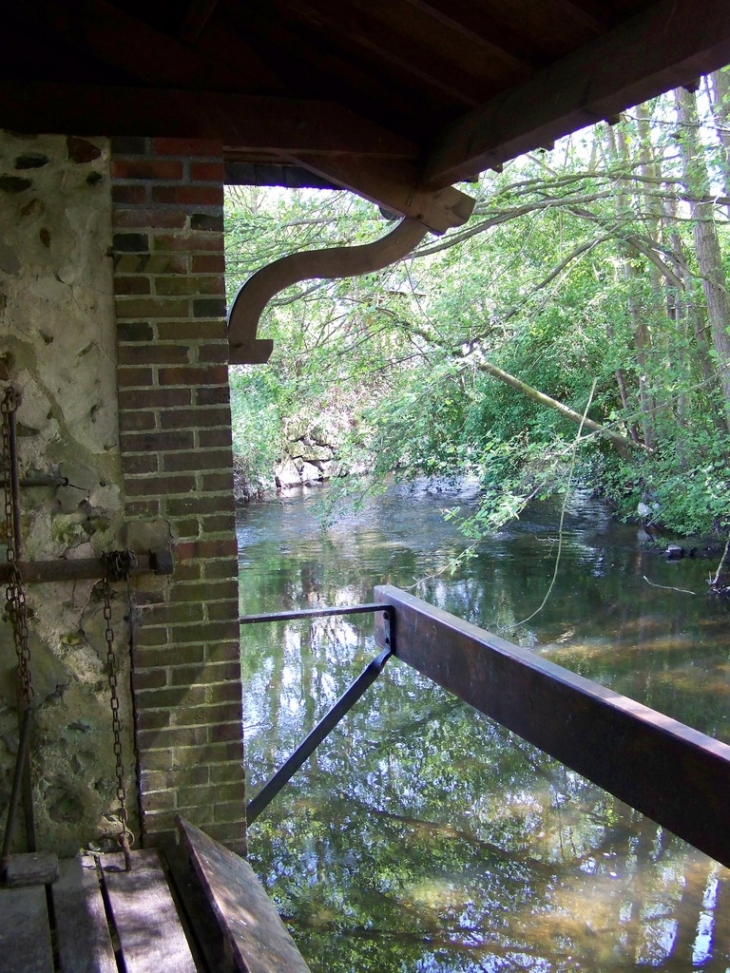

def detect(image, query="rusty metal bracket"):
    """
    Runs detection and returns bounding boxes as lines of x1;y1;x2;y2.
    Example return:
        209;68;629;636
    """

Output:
0;550;174;585
0;473;69;489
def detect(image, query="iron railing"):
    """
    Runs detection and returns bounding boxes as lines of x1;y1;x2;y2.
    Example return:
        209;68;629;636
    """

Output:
241;603;393;824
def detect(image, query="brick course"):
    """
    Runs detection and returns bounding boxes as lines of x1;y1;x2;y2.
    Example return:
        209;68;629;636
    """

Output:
112;137;245;853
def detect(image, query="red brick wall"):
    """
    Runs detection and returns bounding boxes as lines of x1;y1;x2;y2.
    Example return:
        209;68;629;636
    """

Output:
111;137;245;852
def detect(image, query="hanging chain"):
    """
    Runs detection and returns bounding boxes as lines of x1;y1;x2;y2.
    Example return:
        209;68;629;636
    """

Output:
2;387;34;707
101;552;137;871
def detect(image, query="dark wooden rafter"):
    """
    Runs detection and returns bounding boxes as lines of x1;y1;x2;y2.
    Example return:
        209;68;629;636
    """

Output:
429;0;603;61
279;154;475;232
547;0;611;32
177;0;221;44
423;0;730;187
225;161;338;189
403;0;548;68
280;0;506;106
215;0;457;138
0;82;416;159
0;0;726;231
5;0;277;91
0;76;473;230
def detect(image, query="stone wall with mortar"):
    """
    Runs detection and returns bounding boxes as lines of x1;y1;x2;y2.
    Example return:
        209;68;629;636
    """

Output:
0;131;137;856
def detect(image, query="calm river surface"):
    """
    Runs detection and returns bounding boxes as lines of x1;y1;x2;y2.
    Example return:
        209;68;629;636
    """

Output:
237;483;730;972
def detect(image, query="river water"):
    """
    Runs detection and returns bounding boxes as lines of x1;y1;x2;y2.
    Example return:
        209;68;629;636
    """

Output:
237;483;730;972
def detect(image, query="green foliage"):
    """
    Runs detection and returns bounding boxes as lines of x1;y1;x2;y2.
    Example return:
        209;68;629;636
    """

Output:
602;425;730;535
226;82;730;537
229;365;285;489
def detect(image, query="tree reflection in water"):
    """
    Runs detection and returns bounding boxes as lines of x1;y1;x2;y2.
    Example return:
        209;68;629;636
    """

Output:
239;487;730;972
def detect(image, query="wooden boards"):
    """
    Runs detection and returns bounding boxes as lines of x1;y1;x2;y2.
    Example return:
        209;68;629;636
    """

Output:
3;853;58;888
0;886;53;973
0;838;313;972
178;817;312;973
99;850;197;973
52;858;116;973
1;849;206;972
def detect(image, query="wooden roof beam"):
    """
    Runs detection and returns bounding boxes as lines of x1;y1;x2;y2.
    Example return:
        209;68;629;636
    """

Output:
423;0;730;188
178;0;221;45
0;81;473;232
6;0;272;91
282;153;475;233
0;82;418;160
404;0;547;68
275;0;487;107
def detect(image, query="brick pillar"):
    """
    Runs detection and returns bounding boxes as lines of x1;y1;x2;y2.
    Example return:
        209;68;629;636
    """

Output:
111;137;245;853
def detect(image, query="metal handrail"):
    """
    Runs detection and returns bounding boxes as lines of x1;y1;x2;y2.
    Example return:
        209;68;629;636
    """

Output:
373;584;730;870
240;603;389;624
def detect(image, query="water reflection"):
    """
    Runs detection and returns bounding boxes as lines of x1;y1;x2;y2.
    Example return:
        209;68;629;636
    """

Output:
238;485;730;972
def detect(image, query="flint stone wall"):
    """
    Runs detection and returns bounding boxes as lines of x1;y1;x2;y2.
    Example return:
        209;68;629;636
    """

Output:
0;131;135;856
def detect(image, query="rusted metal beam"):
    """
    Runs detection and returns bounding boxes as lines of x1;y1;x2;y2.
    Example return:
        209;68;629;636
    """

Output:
423;0;730;188
0;552;173;585
374;584;730;868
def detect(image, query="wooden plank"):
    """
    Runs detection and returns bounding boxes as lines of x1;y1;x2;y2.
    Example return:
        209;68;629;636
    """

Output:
0;84;473;230
7;0;268;91
225;162;339;190
99;850;197;973
53;858;116;973
279;0;497;105
374;584;730;868
406;0;553;66
178;0;221;44
3;852;58;888
423;0;730;186
165;846;234;973
178;817;312;973
0;886;53;973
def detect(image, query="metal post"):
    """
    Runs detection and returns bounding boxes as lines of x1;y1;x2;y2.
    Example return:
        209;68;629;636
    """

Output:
247;611;393;824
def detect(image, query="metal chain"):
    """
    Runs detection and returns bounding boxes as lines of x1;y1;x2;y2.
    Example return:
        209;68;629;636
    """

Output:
101;571;134;870
1;387;34;707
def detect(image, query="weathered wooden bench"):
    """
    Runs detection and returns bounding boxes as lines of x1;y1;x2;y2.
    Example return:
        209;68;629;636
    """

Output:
0;819;311;973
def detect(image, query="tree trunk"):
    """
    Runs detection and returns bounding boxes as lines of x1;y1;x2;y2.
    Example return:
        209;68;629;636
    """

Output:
473;357;637;456
675;87;730;433
605;119;657;448
708;68;730;217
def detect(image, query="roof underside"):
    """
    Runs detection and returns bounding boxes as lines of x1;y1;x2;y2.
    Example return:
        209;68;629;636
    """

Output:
2;0;730;229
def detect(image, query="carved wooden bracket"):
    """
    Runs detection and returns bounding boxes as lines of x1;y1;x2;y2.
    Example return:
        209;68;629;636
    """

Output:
227;217;428;365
